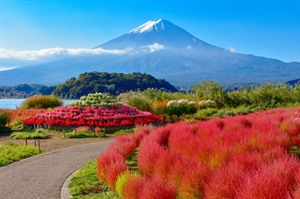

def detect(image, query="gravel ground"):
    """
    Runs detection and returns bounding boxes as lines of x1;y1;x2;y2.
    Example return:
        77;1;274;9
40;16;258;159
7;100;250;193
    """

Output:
0;139;113;199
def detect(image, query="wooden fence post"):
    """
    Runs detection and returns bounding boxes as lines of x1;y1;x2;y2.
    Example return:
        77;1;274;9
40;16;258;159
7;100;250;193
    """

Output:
37;140;41;153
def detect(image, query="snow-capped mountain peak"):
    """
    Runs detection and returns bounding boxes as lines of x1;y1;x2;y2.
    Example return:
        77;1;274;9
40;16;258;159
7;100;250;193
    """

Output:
130;19;164;33
97;18;223;51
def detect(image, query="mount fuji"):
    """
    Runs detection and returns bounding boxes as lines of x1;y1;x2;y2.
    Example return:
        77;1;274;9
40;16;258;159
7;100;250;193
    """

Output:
1;19;300;87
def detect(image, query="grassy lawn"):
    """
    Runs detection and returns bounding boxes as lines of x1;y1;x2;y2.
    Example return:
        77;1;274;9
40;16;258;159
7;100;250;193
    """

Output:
0;143;40;167
69;159;119;199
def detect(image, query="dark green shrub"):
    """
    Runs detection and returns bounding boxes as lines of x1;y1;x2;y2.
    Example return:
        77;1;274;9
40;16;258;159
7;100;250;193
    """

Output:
0;127;12;133
20;95;62;109
0;110;11;128
166;99;197;116
65;126;105;138
227;83;299;108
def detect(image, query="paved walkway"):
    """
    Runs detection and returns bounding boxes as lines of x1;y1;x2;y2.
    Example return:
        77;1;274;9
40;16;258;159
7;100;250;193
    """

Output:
0;140;112;199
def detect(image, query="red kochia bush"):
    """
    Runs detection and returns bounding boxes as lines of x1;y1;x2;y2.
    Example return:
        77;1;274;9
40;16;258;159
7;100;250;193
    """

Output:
139;177;177;199
237;161;292;199
123;176;147;199
293;189;300;199
98;107;300;198
153;150;174;180
281;118;300;136
177;157;210;199
97;151;128;189
137;139;165;176
107;135;137;158
205;162;247;199
123;177;176;199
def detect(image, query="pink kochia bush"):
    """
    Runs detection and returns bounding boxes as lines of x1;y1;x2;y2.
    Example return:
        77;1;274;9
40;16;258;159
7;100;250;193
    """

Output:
97;107;300;198
23;105;163;128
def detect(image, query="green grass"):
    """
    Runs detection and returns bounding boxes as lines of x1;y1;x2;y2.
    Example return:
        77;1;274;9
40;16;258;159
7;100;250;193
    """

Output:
290;145;300;157
114;129;132;136
0;143;40;167
126;148;139;173
69;148;139;198
10;131;50;139
69;159;119;199
64;132;105;139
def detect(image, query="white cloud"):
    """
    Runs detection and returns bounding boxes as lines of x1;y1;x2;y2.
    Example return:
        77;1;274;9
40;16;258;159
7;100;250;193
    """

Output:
0;47;132;61
144;43;165;53
0;66;17;71
228;47;237;53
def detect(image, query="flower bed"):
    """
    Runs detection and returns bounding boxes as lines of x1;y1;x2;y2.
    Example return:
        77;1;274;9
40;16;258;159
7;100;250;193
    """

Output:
24;105;163;128
97;107;300;198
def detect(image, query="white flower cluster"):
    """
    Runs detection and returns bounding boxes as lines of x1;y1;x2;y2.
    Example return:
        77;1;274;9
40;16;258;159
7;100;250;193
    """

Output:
198;100;216;108
167;99;196;107
69;92;122;107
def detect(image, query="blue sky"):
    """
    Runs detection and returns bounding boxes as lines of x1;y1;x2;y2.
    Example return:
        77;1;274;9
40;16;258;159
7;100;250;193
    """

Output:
1;0;299;62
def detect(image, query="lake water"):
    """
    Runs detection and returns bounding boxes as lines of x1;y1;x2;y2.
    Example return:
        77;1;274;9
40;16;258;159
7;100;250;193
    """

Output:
0;99;74;109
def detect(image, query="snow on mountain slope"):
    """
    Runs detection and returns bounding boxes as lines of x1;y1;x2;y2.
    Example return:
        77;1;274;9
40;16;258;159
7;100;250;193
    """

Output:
130;19;163;33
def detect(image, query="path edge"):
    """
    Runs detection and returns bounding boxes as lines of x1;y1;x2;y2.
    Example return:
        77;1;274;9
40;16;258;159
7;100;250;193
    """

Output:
61;169;79;199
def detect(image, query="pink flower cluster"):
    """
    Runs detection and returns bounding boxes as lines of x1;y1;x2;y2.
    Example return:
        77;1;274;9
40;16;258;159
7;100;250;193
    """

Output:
97;107;300;198
23;105;163;127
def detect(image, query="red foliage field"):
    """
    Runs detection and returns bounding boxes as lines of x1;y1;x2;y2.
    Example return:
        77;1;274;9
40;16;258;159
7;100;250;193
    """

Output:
97;107;300;198
23;105;163;128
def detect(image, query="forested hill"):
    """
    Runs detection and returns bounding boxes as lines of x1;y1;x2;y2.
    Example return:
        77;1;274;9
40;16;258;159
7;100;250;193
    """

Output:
0;84;56;98
52;72;178;99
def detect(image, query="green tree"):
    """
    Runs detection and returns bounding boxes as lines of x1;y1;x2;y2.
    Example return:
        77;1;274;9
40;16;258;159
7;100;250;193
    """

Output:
192;80;227;108
0;110;11;128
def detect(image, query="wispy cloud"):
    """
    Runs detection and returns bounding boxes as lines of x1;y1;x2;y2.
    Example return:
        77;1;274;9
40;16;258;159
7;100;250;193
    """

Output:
228;47;237;53
144;43;165;53
0;47;132;61
0;66;17;71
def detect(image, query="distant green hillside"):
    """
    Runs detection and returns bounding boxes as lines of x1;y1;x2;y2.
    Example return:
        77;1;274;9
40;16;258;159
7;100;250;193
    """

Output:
0;84;56;98
52;72;178;99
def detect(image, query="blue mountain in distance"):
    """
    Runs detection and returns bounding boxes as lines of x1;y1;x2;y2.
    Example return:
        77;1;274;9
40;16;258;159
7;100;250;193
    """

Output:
1;19;300;87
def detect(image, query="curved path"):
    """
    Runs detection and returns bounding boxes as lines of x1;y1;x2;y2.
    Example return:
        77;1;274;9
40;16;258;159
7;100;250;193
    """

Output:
0;140;112;199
